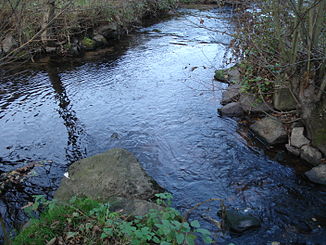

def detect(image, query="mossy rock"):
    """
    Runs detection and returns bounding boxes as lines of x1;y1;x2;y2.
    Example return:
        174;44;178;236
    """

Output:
214;66;240;84
54;148;164;202
214;69;228;82
81;37;96;51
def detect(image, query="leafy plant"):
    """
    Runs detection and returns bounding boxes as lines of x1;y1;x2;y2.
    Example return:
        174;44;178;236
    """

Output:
14;193;213;245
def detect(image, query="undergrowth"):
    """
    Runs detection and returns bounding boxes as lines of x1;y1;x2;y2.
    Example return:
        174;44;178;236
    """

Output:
13;193;212;245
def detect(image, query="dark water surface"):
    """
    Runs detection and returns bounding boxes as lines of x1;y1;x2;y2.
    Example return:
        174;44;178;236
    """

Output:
1;8;326;244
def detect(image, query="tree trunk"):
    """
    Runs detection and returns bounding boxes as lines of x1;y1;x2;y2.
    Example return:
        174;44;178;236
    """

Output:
41;0;56;45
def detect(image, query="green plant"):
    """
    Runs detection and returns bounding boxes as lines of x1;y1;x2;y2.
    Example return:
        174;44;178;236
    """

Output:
14;193;213;245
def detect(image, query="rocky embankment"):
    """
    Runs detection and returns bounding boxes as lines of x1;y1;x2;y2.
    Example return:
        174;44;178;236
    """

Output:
215;66;326;185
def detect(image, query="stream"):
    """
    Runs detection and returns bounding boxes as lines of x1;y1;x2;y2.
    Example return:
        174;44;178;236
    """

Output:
1;7;326;244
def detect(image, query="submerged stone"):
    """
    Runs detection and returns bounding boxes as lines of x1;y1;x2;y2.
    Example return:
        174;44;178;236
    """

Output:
223;209;261;233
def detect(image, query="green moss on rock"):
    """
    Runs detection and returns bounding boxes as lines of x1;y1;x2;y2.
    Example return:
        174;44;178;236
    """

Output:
81;37;96;50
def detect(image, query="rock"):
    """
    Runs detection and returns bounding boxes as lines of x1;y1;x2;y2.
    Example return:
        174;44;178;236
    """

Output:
109;197;163;216
273;87;297;111
55;148;163;201
218;102;244;117
239;94;271;113
1;35;17;53
301;145;322;166
214;69;228;83
250;117;287;145
305;97;326;155
285;144;300;156
111;132;119;139
92;34;108;46
81;37;96;51
96;23;120;40
214;66;240;84
223;209;261;233
45;47;57;53
290;127;310;148
221;84;241;105
305;164;326;185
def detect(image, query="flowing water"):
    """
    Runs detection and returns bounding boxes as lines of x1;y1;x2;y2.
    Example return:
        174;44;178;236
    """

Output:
0;7;326;244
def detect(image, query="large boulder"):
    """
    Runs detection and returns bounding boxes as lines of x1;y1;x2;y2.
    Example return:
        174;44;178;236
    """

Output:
250;117;287;145
218;102;244;117
305;164;326;185
55;148;163;201
221;84;241;105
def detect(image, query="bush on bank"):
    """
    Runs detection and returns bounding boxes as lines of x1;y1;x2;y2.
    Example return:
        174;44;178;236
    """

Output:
13;194;212;245
0;0;179;64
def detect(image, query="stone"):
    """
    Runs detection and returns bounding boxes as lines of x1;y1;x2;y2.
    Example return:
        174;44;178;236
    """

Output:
290;127;310;148
55;148;163;201
305;164;326;185
221;84;241;105
214;69;228;83
239;94;271;113
301;145;322;166
45;47;57;53
305;97;326;155
218;102;244;117
223;209;261;233
285;144;300;156
214;66;240;84
250;117;287;145
2;35;17;53
96;23;120;40
92;34;108;45
273;87;297;111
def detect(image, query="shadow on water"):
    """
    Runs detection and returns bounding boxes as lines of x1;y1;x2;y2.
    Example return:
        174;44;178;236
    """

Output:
47;64;86;163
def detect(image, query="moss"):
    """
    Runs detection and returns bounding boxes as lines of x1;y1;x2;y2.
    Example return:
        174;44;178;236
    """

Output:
214;69;227;82
81;37;96;50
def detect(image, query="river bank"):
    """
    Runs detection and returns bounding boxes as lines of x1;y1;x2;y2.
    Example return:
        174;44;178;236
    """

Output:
0;0;249;70
213;0;326;186
215;65;326;185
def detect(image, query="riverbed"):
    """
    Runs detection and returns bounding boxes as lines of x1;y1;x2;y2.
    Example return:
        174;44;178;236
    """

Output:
1;7;326;244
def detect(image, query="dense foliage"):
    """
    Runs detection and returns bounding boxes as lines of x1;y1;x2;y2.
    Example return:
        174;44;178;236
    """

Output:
13;193;212;245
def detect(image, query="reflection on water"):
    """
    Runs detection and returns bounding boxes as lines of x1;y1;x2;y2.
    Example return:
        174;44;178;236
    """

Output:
0;7;325;244
47;65;86;163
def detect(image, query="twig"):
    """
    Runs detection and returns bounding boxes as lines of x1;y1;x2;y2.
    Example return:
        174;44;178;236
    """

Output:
184;198;223;220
